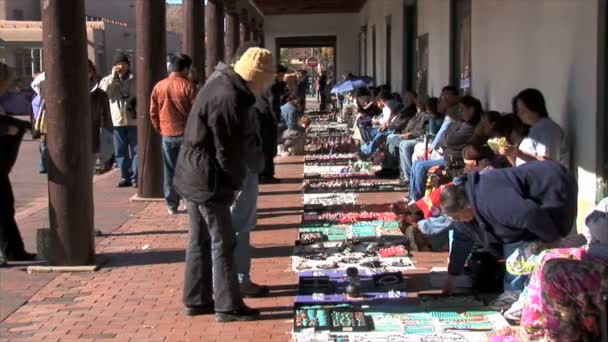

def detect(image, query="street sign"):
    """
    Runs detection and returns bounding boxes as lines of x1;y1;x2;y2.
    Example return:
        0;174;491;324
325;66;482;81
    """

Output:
307;57;319;68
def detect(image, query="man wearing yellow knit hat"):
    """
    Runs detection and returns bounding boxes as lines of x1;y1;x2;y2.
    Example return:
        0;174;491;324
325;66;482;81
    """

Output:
174;47;274;322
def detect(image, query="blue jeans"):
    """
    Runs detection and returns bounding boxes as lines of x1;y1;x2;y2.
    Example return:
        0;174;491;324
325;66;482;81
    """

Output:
409;159;445;201
161;136;183;210
39;136;47;173
230;169;259;284
502;242;528;292
359;125;379;143
360;130;391;156
382;134;402;170
113;126;138;183
398;139;419;181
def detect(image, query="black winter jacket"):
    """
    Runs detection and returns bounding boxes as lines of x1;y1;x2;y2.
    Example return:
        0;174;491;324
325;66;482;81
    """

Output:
173;63;256;204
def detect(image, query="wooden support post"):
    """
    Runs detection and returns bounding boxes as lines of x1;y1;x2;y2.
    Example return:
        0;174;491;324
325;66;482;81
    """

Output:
135;0;165;199
251;18;258;43
239;9;250;45
41;0;94;265
224;0;239;64
259;23;264;47
182;0;205;84
205;0;224;78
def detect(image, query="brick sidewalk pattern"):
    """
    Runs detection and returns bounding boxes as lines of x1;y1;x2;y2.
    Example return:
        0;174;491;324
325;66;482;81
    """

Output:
0;157;303;342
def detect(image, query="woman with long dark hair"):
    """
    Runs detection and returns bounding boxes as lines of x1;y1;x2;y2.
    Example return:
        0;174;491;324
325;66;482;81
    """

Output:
500;88;569;167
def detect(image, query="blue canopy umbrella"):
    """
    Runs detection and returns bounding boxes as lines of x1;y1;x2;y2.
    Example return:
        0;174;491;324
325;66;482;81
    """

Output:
331;79;370;94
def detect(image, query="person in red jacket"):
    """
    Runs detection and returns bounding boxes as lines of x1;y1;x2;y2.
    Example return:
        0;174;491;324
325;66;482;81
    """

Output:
149;54;197;214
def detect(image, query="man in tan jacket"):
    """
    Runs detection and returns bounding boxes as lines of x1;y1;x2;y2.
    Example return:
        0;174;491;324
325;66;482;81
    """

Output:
100;53;137;187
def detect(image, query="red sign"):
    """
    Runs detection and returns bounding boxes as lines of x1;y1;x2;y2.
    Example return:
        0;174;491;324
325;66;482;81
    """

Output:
307;57;319;68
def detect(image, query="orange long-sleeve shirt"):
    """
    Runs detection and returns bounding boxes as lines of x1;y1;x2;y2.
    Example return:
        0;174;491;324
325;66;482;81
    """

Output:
149;73;197;137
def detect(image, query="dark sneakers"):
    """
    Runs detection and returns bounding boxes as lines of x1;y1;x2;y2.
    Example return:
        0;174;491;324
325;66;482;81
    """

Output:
117;179;132;187
215;306;260;322
7;251;37;262
184;303;215;316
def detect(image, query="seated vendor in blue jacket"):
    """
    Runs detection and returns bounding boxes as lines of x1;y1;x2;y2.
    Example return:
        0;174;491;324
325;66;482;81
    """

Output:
439;160;577;297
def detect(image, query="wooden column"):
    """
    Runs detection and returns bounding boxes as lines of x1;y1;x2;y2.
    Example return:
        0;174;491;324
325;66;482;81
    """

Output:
136;0;165;199
239;9;250;45
41;0;94;265
224;0;239;64
182;0;205;84
205;0;224;78
259;23;264;47
250;18;258;43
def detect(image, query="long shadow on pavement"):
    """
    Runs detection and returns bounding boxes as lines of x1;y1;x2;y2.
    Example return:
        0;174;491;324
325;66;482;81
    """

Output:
104;230;188;237
252;246;294;258
101;249;185;268
255;305;294;321
259;190;302;196
253;223;299;232
257;206;302;213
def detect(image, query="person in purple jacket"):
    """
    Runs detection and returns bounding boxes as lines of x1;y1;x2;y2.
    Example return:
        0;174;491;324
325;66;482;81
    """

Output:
439;160;577;309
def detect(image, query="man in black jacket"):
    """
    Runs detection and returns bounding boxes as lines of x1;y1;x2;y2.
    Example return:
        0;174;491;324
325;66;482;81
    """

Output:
259;64;287;184
0;114;36;266
174;48;275;322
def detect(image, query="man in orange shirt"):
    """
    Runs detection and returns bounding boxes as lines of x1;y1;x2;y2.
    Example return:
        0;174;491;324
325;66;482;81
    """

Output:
150;54;197;214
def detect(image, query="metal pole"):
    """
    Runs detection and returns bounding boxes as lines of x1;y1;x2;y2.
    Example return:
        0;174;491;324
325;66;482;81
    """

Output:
224;0;239;64
205;0;224;78
182;0;205;84
41;0;94;265
135;0;165;199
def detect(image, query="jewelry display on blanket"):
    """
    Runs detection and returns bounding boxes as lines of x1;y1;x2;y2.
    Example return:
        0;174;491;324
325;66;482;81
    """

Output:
297;232;325;245
294;308;330;330
305;153;358;162
330;311;370;332
303;179;406;193
303;193;357;206
293;113;518;342
305;136;359;154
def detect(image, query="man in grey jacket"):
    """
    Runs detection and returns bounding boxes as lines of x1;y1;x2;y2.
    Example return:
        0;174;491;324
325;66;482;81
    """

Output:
99;53;137;187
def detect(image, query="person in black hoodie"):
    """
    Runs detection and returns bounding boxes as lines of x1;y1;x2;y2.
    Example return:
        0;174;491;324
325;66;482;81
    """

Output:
259;64;287;184
440;160;577;297
173;48;275;322
0;62;36;265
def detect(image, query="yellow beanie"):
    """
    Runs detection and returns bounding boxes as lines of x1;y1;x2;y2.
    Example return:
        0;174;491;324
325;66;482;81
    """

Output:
234;47;274;86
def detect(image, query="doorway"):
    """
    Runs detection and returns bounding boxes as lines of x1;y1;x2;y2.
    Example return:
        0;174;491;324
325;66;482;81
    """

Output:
276;36;337;81
276;36;337;111
403;0;417;93
450;0;472;95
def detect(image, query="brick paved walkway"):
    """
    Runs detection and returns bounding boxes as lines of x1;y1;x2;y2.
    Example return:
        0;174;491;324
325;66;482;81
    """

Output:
0;157;303;342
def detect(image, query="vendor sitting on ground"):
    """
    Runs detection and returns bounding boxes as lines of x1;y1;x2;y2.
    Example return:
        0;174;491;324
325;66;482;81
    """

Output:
359;88;391;143
359;98;405;158
278;97;306;155
439;160;577;311
518;197;608;341
354;87;381;143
